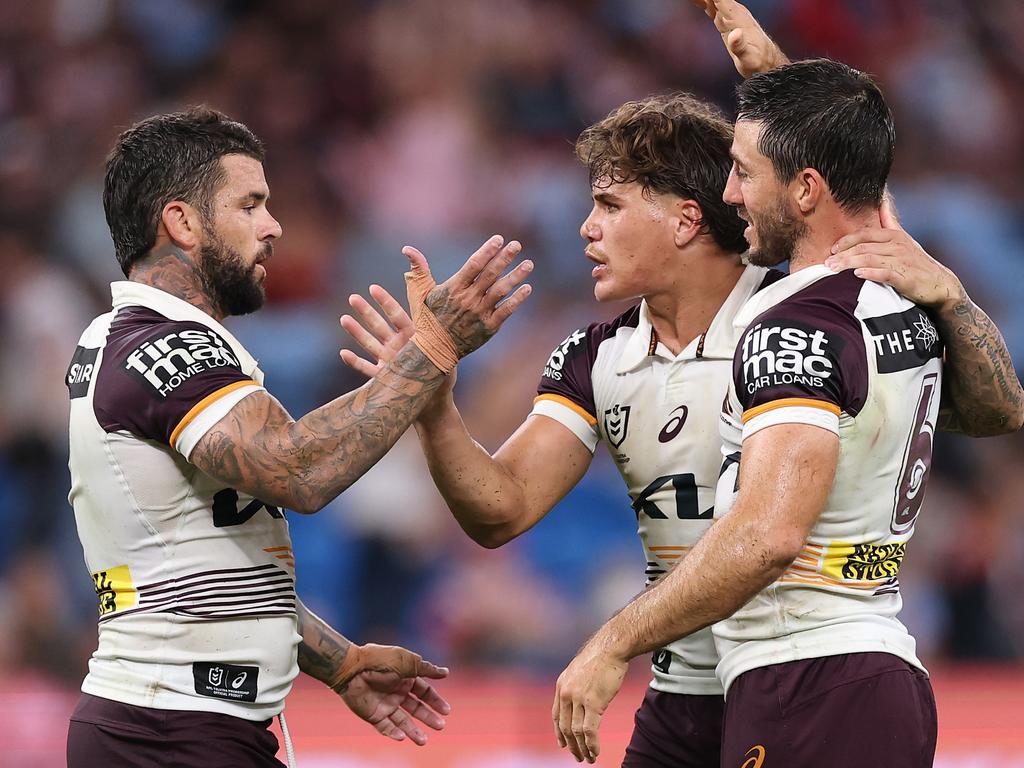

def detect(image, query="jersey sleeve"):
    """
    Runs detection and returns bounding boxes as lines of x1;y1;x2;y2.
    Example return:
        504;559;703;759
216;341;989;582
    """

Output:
734;293;867;441
94;315;263;459
531;326;600;451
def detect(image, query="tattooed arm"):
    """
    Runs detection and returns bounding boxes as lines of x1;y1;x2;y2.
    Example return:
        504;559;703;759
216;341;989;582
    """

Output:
190;236;533;513
931;290;1024;435
828;201;1024;437
297;600;450;744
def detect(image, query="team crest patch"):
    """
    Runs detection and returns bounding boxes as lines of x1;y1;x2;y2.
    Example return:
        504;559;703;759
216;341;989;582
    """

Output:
604;404;631;447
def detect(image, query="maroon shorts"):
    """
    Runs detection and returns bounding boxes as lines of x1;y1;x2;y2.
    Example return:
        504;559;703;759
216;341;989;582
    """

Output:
67;693;286;767
622;688;724;768
721;652;937;768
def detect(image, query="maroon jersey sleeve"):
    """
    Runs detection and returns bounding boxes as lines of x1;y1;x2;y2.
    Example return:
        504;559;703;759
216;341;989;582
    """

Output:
536;325;598;420
94;307;257;446
734;271;868;424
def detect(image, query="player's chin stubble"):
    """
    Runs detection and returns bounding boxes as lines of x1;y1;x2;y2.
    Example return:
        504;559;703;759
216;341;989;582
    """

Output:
745;200;808;268
199;239;268;317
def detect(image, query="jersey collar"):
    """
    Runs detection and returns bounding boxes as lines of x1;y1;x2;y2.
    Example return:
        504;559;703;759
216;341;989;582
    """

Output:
110;281;263;383
614;264;772;373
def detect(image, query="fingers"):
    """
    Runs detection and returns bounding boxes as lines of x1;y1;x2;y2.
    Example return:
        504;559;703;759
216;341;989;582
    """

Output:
582;707;603;763
338;348;380;379
340;310;385;360
402;245;434;281
349;292;400;348
558;691;582;761
880;190;902;230
400;691;447;731
484;258;534;306
570;700;589;763
374;718;407;742
385;707;428;746
413;658;450;680
369;284;414;335
488;284;533;331
412;677;452;717
469;240;523;299
551;686;567;750
444;235;507;290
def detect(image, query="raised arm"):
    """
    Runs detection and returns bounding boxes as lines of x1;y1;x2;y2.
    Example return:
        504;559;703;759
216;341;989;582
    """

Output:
296;599;451;745
689;0;790;78
339;284;593;548
191;237;534;513
827;200;1024;436
553;423;837;763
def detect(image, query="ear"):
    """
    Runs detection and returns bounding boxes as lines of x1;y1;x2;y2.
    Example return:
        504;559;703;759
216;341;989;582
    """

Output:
159;200;204;250
792;168;826;214
673;199;703;248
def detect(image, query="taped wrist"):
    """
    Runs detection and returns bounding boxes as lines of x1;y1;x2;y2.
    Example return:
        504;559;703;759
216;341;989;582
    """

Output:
328;644;364;693
405;267;459;374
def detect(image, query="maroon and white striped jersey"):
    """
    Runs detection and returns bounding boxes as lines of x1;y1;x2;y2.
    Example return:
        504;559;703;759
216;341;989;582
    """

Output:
66;281;299;720
531;265;776;695
714;265;943;692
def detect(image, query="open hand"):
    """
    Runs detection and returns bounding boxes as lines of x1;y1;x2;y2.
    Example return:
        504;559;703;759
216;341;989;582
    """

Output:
410;235;533;359
337;644;451;746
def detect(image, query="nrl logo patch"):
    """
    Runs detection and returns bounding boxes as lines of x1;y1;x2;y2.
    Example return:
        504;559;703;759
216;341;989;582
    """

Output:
604;404;631;448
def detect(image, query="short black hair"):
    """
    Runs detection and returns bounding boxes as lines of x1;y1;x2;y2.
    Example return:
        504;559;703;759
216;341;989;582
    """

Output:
103;106;265;276
576;92;747;255
736;59;895;211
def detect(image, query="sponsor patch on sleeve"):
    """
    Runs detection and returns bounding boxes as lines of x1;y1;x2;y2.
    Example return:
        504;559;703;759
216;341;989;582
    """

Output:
124;327;243;398
536;327;596;419
736;319;845;408
66;346;99;399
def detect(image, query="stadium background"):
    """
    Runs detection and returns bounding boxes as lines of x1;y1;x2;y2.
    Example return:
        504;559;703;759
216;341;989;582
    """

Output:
1;0;1023;765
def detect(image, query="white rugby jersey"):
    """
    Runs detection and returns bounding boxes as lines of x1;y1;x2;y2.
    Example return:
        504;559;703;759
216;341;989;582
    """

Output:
531;265;777;695
66;281;300;720
714;265;943;693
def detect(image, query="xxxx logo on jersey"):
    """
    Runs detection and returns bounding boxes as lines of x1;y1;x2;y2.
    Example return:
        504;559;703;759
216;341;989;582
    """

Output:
91;564;136;616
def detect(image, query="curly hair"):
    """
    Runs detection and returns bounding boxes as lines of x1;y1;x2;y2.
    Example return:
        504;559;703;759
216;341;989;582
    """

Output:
575;93;747;255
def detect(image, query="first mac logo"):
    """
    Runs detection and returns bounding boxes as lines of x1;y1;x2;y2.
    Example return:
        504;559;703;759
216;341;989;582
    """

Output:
66;346;100;399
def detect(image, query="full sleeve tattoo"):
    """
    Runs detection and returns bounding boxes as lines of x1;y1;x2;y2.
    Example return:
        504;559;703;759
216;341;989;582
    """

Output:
192;341;447;513
935;291;1024;436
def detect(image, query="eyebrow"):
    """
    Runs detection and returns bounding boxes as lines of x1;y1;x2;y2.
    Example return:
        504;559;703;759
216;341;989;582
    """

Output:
593;191;621;204
241;191;269;203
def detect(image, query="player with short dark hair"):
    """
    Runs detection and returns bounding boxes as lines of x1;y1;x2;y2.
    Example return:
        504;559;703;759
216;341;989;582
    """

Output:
66;106;533;766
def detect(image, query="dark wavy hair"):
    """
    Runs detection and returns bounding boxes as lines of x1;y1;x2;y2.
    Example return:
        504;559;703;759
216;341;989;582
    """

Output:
736;58;894;211
575;92;747;255
103;106;265;276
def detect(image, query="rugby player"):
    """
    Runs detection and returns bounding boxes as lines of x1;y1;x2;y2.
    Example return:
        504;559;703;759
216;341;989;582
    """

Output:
65;107;532;766
550;57;1023;766
340;6;1022;767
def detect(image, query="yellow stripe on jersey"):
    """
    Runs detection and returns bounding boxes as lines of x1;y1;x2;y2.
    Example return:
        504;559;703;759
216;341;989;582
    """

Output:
91;564;136;616
169;379;258;446
741;397;841;424
534;394;598;426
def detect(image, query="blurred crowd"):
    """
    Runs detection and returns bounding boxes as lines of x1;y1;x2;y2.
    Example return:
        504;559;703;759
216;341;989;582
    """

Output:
1;0;1023;694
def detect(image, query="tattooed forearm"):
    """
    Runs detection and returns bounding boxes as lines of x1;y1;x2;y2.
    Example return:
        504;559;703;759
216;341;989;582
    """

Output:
296;600;353;690
934;290;1024;436
191;341;447;512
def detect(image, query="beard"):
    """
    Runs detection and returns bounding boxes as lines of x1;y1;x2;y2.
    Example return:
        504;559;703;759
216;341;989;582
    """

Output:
744;197;808;267
198;234;270;317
